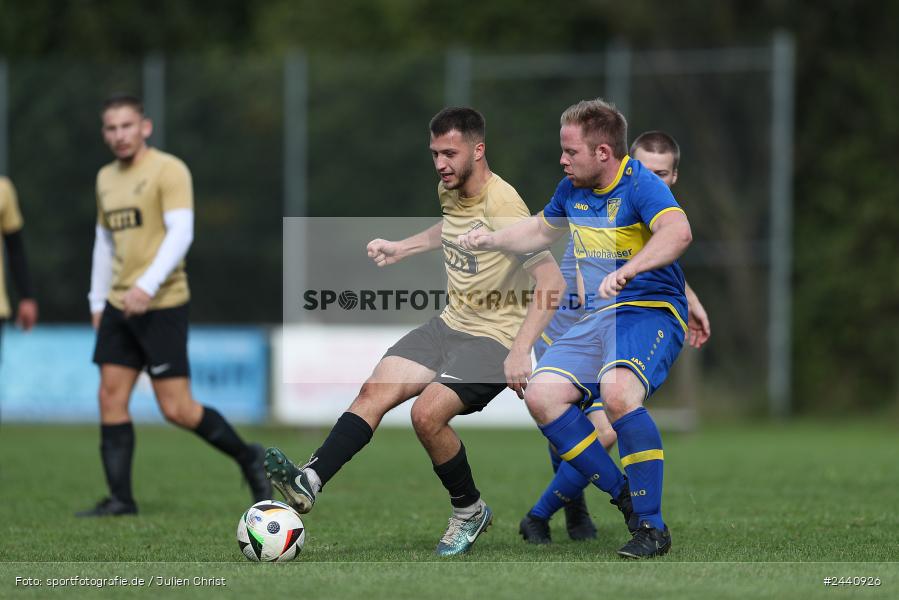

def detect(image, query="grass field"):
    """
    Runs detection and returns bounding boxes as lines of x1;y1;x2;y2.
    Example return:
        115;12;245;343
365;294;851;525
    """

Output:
1;421;897;598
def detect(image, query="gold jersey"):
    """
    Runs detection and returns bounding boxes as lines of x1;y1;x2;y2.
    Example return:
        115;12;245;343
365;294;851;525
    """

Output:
439;173;549;348
96;148;192;310
0;176;25;319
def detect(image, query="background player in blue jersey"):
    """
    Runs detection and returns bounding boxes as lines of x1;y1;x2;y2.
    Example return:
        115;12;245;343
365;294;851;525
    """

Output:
521;130;711;544
460;98;692;558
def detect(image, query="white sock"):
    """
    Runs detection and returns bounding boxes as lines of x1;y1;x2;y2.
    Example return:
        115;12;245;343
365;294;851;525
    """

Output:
303;468;322;494
453;498;484;519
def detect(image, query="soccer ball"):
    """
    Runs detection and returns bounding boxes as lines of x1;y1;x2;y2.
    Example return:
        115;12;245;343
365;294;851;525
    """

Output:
236;500;306;562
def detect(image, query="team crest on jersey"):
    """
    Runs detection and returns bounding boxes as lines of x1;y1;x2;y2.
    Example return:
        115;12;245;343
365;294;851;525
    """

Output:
607;198;622;223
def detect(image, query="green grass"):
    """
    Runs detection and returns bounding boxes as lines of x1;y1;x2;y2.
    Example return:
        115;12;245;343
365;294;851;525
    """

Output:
1;422;897;599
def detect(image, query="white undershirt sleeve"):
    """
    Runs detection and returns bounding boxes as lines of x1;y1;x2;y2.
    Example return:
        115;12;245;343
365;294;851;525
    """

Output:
88;224;114;313
135;208;194;297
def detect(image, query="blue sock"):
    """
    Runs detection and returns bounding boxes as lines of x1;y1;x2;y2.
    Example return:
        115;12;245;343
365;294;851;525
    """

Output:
530;460;590;519
539;405;626;499
613;407;665;530
548;442;562;473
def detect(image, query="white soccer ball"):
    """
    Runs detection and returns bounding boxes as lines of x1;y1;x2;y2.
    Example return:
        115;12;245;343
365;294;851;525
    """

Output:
236;500;306;562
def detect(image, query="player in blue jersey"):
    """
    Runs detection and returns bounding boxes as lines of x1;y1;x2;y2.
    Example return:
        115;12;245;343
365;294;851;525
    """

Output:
459;99;692;558
521;130;710;544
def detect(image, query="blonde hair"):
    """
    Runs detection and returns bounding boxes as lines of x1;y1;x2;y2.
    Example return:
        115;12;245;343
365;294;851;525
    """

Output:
560;98;628;159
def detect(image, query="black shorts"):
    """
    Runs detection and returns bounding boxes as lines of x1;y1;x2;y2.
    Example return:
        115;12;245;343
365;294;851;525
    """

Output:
92;302;190;379
384;316;508;414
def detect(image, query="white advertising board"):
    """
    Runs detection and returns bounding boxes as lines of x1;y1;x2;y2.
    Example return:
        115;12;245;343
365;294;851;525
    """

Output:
273;324;534;427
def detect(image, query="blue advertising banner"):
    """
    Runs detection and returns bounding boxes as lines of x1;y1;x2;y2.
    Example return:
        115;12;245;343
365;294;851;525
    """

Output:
0;325;268;423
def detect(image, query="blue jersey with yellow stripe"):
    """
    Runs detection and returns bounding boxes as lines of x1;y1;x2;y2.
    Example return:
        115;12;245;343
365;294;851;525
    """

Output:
541;156;688;329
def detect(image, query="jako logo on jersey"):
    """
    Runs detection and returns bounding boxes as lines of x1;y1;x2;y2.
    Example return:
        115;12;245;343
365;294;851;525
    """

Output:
607;198;622;222
105;207;143;231
630;357;646;371
573;202;589;210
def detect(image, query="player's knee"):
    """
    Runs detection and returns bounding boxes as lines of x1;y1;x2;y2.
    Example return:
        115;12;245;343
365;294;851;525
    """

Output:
602;387;641;421
597;427;617;451
157;396;196;426
409;400;439;438
524;384;555;422
600;369;645;418
158;399;183;425
601;394;625;421
350;382;395;420
98;384;128;415
522;385;540;411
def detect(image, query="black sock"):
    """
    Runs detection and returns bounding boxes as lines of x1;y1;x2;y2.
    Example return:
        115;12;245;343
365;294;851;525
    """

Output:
433;443;480;508
193;406;251;464
310;411;373;487
101;423;135;505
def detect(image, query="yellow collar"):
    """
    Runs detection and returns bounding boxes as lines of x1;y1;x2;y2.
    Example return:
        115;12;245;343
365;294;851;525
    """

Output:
593;155;630;196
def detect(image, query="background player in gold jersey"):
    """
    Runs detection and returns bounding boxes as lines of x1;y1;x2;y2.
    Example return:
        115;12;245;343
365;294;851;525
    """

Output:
0;176;39;352
77;94;270;517
265;107;565;555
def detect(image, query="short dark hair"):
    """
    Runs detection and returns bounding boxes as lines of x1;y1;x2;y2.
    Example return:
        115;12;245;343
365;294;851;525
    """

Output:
429;107;485;143
560;98;628;159
630;130;680;170
102;93;144;115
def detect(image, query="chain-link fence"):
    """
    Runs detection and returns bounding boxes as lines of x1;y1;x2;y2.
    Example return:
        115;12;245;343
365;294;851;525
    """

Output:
0;38;793;416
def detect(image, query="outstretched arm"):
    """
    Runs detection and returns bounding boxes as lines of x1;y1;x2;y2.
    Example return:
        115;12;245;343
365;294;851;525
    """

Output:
457;213;565;254
504;255;566;398
367;221;442;267
598;210;692;299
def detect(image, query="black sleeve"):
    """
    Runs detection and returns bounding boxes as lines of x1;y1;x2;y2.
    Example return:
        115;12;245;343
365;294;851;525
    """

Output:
3;228;35;299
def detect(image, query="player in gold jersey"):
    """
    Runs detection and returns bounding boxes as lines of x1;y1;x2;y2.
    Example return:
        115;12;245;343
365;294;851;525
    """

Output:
0;176;39;353
77;95;270;517
265;107;566;555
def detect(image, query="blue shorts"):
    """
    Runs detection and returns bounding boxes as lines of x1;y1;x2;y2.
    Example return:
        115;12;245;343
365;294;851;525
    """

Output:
534;296;586;362
533;305;685;409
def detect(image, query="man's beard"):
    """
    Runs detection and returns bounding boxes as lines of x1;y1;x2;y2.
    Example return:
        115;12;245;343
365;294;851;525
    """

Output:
447;160;474;191
115;145;138;164
569;169;601;189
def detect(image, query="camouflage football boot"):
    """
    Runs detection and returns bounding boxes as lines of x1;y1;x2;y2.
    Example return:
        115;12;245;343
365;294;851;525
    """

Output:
435;502;493;556
264;447;316;513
